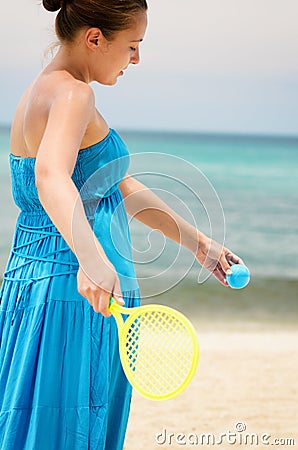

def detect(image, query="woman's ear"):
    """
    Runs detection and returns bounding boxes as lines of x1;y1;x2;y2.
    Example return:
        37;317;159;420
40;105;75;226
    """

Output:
85;28;105;50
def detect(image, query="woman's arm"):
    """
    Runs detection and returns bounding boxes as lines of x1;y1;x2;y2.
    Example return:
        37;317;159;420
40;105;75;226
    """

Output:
35;81;123;315
119;175;244;286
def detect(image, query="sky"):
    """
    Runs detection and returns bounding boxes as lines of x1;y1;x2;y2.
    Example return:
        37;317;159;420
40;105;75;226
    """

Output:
0;0;298;136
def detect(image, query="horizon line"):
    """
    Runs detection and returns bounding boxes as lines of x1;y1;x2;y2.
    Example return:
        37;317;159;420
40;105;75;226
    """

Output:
1;123;298;142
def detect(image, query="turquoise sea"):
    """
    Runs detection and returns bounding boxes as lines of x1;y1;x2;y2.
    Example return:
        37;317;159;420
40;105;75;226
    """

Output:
1;125;297;324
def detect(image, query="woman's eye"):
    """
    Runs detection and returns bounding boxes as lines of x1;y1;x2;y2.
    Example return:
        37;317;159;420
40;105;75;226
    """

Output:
130;47;136;52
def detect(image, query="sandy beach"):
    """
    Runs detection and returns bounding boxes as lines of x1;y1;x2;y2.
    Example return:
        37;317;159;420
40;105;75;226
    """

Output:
124;279;298;449
125;325;298;449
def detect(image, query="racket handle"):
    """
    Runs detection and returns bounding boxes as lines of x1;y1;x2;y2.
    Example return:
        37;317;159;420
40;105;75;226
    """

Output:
109;297;134;315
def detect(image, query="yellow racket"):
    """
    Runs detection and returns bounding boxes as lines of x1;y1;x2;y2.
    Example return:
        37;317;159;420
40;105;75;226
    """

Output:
109;298;200;401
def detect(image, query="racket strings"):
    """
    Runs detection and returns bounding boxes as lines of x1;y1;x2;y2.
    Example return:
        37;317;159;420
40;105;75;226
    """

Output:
123;310;196;397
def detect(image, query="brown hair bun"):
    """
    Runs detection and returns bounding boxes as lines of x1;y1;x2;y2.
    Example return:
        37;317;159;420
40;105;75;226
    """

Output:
43;0;62;12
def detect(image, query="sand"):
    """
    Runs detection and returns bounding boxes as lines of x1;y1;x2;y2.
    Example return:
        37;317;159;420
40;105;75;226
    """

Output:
124;321;298;449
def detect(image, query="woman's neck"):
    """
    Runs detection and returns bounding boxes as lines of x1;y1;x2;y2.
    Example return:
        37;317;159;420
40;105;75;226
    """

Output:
45;44;91;83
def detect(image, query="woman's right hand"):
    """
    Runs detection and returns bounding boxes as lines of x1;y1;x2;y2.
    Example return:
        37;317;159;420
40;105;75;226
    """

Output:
77;263;124;317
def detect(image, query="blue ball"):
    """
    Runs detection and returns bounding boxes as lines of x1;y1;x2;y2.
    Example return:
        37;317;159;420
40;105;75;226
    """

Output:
226;264;250;289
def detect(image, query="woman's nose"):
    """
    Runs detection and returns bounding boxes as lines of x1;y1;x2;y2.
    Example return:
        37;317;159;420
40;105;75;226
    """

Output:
130;48;140;65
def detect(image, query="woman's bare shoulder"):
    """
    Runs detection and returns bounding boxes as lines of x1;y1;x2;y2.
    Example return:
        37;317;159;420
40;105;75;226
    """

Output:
36;70;95;108
11;71;95;157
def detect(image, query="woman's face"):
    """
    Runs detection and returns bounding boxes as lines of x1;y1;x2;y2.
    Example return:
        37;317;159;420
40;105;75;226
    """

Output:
93;12;148;85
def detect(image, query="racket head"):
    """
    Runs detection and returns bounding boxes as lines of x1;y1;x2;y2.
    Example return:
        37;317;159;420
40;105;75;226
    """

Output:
117;304;200;401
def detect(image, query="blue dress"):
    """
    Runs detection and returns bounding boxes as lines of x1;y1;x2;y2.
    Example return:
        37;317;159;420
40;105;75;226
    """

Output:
0;129;140;449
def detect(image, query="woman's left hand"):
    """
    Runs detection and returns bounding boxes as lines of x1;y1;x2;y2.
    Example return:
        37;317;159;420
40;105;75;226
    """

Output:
195;234;245;286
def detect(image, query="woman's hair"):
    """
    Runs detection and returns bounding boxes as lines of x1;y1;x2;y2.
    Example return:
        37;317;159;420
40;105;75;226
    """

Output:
42;0;148;42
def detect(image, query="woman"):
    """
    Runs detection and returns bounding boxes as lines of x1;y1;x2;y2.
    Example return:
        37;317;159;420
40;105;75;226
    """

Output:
0;0;244;448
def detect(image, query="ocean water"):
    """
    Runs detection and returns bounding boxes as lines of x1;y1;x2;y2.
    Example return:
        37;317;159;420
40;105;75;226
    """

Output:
0;126;297;298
